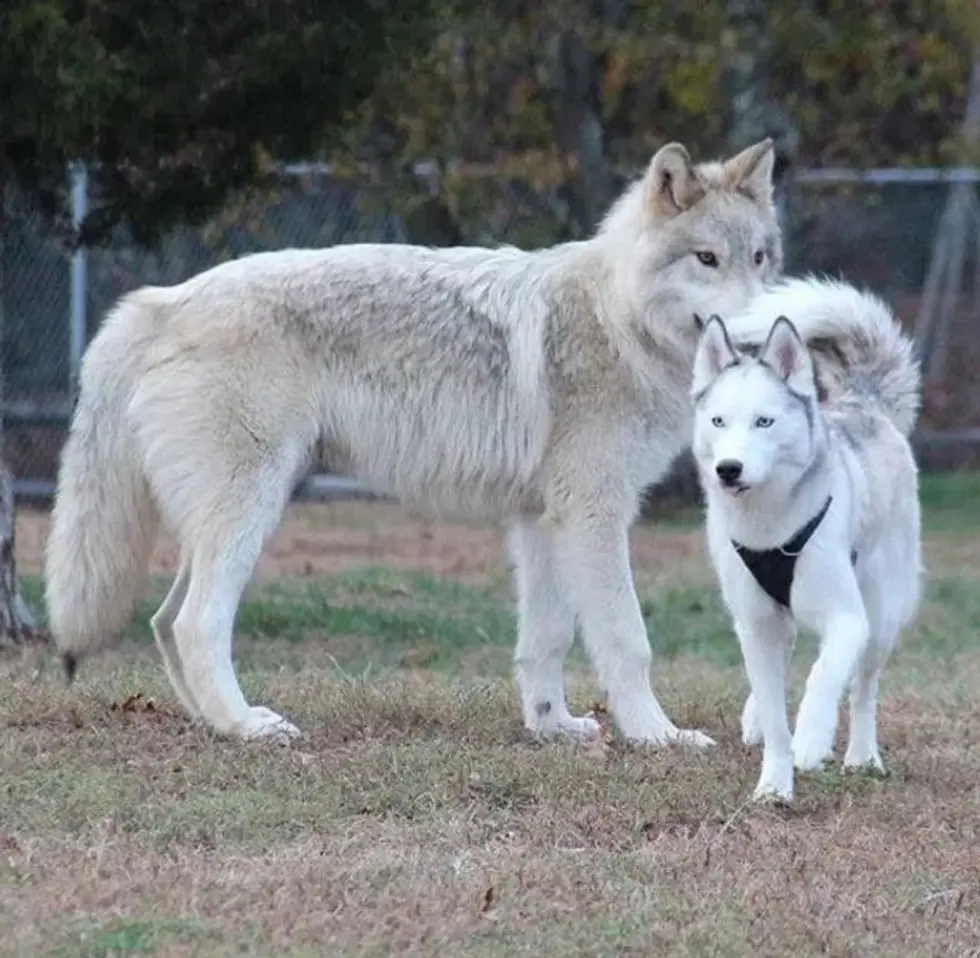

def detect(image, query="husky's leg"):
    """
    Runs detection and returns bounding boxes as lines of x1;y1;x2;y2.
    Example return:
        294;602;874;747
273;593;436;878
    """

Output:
843;650;887;771
741;627;796;746
550;513;714;748
741;694;762;746
734;610;796;801
843;578;900;771
509;519;600;740
150;562;197;716
169;468;301;742
793;574;870;771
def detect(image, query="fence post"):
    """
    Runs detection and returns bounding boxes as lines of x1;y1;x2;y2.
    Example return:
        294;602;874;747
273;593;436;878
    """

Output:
69;163;88;404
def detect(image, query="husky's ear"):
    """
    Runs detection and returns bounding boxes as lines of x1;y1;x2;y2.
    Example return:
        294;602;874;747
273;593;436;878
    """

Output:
723;138;775;210
758;316;816;394
646;143;705;219
692;315;740;395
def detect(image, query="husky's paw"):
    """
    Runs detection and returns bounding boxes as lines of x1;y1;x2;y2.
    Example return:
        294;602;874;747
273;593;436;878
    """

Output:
741;694;763;746
752;757;794;803
842;745;885;774
752;780;794;805
239;706;302;743
792;725;835;771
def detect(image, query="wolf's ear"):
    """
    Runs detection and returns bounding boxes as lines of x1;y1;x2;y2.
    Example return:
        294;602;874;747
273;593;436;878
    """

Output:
646;143;705;219
759;315;815;394
692;315;740;394
723;138;775;210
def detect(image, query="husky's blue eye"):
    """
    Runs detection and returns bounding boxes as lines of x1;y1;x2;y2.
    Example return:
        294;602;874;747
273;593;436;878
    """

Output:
696;251;719;268
754;415;774;428
711;416;725;428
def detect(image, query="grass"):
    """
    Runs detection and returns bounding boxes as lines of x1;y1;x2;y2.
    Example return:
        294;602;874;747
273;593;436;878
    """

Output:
4;473;980;955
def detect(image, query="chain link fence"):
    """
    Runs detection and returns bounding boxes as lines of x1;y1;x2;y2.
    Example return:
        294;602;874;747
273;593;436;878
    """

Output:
3;164;979;501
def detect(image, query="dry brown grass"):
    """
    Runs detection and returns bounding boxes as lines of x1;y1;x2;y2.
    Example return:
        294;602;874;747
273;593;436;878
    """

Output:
3;479;980;956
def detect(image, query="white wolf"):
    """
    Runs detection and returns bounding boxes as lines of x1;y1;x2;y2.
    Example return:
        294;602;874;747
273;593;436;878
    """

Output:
45;138;783;746
690;277;923;802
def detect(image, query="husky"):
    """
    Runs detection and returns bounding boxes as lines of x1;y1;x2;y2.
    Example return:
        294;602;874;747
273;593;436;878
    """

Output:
45;138;782;746
690;277;923;802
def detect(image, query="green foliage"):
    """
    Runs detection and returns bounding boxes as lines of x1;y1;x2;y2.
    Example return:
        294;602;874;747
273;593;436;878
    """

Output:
1;0;973;249
336;0;975;242
0;0;442;246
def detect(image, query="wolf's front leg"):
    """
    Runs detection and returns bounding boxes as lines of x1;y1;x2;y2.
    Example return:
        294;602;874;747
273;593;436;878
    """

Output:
549;513;714;748
733;610;795;802
509;519;601;741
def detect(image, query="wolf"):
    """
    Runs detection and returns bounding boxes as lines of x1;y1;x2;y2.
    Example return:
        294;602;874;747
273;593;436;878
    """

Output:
690;277;923;802
45;138;782;746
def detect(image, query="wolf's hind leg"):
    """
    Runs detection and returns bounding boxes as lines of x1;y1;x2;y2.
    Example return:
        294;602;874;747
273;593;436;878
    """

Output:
150;561;197;716
509;519;600;741
164;457;303;741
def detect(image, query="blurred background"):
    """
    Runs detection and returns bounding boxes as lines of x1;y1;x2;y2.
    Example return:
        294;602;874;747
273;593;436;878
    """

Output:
2;0;979;502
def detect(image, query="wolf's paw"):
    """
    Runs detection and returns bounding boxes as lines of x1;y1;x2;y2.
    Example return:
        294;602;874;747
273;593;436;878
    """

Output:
531;712;603;742
239;706;302;743
741;694;763;746
670;728;717;749
628;726;716;749
528;698;604;741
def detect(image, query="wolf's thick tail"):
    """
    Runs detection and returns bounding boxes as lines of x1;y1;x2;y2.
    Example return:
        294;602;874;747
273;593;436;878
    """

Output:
729;276;921;436
44;292;163;680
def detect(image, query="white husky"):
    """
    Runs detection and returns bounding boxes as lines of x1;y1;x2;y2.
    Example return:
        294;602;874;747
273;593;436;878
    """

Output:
45;138;783;746
690;277;923;802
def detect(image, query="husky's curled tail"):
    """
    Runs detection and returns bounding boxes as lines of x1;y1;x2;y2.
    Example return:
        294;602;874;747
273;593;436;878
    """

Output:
44;291;163;679
727;276;921;436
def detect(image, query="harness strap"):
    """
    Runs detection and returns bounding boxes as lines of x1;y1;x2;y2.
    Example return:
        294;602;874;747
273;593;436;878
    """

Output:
731;496;848;609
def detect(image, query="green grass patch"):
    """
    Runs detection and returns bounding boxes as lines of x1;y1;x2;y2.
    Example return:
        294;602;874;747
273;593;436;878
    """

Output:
47;918;216;958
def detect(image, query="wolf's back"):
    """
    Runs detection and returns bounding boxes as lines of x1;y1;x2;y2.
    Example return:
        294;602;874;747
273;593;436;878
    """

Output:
727;276;921;436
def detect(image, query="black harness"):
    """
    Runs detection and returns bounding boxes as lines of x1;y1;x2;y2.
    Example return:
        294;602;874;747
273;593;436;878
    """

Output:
731;496;855;610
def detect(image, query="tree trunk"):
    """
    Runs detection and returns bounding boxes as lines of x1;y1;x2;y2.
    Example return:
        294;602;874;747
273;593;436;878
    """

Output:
723;0;799;265
0;180;41;647
914;51;980;386
550;1;629;238
0;456;38;645
643;0;801;517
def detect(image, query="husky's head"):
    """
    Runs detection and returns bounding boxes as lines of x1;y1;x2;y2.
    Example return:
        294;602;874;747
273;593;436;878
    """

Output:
691;314;821;497
597;139;782;344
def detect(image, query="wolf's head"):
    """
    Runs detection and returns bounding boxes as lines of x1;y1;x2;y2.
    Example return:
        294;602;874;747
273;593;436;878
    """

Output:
598;139;782;345
690;314;821;498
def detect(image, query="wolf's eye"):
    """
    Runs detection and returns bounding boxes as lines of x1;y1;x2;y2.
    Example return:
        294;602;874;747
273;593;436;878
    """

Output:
754;415;774;428
711;416;725;428
753;250;765;266
695;251;719;268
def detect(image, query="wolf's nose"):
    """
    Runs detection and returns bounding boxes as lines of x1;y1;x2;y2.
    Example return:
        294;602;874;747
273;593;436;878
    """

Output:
715;460;743;485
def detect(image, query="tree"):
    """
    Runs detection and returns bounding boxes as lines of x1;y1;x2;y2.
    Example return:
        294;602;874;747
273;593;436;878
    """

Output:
0;0;444;645
338;0;973;247
722;0;798;254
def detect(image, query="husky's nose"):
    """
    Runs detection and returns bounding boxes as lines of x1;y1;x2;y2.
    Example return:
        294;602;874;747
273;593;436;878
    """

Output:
715;460;743;486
